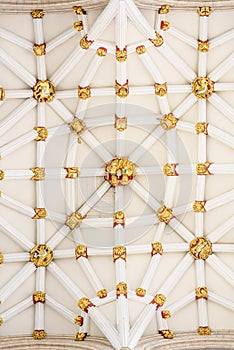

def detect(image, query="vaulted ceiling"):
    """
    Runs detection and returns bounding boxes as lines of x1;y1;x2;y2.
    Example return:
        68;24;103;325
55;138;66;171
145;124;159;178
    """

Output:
0;1;233;349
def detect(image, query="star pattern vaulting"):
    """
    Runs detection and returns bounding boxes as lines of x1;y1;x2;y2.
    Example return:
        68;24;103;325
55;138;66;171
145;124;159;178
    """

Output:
0;1;233;349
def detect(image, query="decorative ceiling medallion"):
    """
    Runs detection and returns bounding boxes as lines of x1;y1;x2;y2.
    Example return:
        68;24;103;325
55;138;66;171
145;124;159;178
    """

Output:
75;244;88;259
115;116;127;131
196;162;213;175
115;80;129;98
32;330;46;339
195;286;208;299
78;85;91;100
33;43;46;56
195;122;208;135
96;47;107;57
136;45;146;55
160;329;174;339
157;205;173;224
136;287;146;297
116;46;127;62
33;207;47;219
151;293;166;309
160;20;170;31
158;5;170;14
190;237;212;260
78;297;95;313
0;317;3;326
30;167;45;181
192;77;214;99
105;157;136;186
33;291;46;304
30;244;53;267
154;82;167;96
73;6;86;15
149;32;164;47
161;310;171;319
69;117;86;142
34;126;48;141
198;326;211;335
97;288;108;298
116;282;128;298
31;9;45;19
151;242;163;256
113;211;125;227
113;246;126;262
198;7;212;16
193;200;206;212
66;211;83;230
75;332;87;341
163;163;178;176
74;315;83;326
33;80;55;102
65;167;80;179
0;170;4;180
0;88;5;100
0;253;4;264
198;40;209;52
160;113;178;130
80;34;93;49
73;21;84;31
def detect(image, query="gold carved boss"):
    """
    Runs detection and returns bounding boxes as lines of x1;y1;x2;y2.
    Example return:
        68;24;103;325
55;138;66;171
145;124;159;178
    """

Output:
151;242;163;256
116;46;127;62
157;205;173;224
154;82;167;97
105;157;136;187
80;35;93;49
33;291;46;304
75;244;87;259
113;246;126;262
34;127;48;141
30;244;53;267
160;113;178;130
0;88;5;100
66;211;83;230
196;286;208;299
136;287;146;297
33;43;46;56
190;237;212;260
192;77;214;99
31;9;45;18
198;326;211;335
116;282;127;298
151;293;166;309
78;297;95;313
33;80;55;103
32;330;46;339
115;80;129;98
115;116;127;131
113;211;125;227
163;163;178;176
149;32;164;47
196;162;213;175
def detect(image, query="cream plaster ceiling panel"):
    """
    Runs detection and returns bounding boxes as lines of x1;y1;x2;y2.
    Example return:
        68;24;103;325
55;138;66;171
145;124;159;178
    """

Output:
0;2;233;350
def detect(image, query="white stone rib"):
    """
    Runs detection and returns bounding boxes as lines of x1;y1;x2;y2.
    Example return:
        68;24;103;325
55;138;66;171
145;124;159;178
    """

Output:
46;28;76;53
130;180;160;211
206;254;234;287
214;83;234;92
208;53;234;82
48;261;121;349
168;218;194;242
129;126;165;163
209;93;234;122
4;252;30;263
77;258;105;293
207;217;234;243
168;26;197;48
5;89;33;98
46;294;76;323
51;47;86;86
140;254;162;291
167;291;195;315
195;260;208;327
137;52;164;82
207;124;234;148
79;53;105;86
35;268;45;330
213;244;234;253
0;48;36;86
33;17;46;80
0;297;32;322
0;27;32;51
81;131;113;162
55;90;77;99
208;291;234;311
0;192;34;217
75;99;89;120
159;44;197;82
0;130;36;158
176;120;195;133
75;10;89;37
0;263;36;303
0;217;34;250
48;99;74;123
210;29;234;49
0;98;37;137
210;163;234;174
125;0;155;38
78;181;111;217
173;94;197;118
167;85;192;93
79;312;89;335
129;254;193;348
46;225;71;250
206;190;234;211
